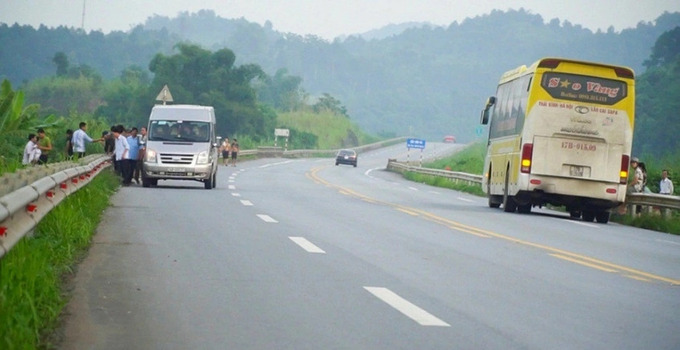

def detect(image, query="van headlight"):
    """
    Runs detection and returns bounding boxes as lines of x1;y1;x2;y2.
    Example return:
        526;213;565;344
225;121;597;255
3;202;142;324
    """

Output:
145;149;157;163
197;151;209;164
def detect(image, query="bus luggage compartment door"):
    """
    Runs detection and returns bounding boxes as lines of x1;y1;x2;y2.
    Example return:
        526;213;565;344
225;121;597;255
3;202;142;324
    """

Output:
531;136;622;183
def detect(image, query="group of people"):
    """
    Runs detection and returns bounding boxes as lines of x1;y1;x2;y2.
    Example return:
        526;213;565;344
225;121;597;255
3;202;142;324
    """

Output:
23;121;148;187
628;157;674;195
103;125;148;186
219;137;240;166
22;128;53;165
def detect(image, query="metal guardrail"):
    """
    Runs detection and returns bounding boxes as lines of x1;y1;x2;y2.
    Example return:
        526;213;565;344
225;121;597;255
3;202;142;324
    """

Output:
385;159;680;214
0;155;111;258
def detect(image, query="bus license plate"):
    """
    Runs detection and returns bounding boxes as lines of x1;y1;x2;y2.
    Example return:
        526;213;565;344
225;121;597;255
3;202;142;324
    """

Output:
570;166;584;177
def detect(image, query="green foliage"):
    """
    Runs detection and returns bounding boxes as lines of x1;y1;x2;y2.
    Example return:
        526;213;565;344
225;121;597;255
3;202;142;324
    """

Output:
403;171;485;196
0;171;119;348
423;142;486;174
255;68;305;112
23;75;104;117
612;212;680;235
277;109;378;149
313;93;348;117
0;80;63;164
634;43;680;158
148;43;274;139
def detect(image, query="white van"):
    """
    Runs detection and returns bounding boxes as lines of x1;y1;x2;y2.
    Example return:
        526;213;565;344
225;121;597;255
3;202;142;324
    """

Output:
142;105;219;189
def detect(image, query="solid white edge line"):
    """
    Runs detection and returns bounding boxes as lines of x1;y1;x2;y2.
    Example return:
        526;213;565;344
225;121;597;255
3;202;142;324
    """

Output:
289;237;326;253
363;287;450;327
566;220;599;228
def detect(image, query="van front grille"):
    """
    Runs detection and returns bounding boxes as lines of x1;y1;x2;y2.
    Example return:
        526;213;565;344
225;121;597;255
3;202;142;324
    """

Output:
160;153;194;165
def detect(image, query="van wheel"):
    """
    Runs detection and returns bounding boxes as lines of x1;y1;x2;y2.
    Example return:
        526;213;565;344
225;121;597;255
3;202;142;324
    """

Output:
142;176;151;188
204;176;213;189
503;172;517;213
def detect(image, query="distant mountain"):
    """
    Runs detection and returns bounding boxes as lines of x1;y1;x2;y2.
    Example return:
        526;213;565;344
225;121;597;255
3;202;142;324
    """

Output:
349;22;440;41
1;9;679;142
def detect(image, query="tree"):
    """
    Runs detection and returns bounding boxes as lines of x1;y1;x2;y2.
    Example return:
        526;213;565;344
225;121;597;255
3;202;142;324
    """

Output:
643;26;680;68
53;52;69;77
148;43;271;138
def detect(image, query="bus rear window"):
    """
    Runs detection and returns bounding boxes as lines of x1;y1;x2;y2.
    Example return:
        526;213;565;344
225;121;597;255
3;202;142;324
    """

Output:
540;72;627;105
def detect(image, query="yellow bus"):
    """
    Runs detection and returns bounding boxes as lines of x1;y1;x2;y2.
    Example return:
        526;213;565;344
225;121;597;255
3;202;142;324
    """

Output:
480;58;635;223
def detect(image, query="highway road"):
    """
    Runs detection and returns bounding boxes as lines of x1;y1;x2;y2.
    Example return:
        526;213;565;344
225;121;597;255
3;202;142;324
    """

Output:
58;143;680;349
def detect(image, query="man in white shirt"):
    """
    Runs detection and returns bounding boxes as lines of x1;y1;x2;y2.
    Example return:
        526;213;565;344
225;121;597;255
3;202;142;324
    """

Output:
22;133;41;165
112;125;131;186
659;169;674;195
71;121;103;157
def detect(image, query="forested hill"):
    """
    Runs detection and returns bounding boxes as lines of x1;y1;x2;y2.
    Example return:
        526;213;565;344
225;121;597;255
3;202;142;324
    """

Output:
1;9;679;141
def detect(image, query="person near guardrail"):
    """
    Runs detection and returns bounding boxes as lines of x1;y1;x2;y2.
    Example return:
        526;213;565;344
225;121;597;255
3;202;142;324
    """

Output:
627;157;645;215
220;137;230;166
660;169;674;195
112;125;131;186
126;127;140;185
22;133;41;165
230;139;239;166
72;122;104;158
36;128;52;164
65;129;74;160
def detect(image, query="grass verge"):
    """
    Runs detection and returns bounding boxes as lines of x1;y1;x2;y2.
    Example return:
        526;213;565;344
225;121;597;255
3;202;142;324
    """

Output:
0;170;118;349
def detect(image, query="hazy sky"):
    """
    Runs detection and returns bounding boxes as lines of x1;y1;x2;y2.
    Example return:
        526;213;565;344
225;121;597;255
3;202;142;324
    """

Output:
1;0;679;40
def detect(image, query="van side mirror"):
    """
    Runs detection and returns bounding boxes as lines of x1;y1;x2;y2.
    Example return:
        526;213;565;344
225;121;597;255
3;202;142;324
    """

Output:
480;96;496;125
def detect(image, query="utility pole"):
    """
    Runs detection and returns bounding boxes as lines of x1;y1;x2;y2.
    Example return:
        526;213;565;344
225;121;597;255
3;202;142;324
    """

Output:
81;0;86;31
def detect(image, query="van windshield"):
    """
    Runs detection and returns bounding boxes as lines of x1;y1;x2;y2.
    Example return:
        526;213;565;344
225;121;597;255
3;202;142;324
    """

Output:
148;120;211;142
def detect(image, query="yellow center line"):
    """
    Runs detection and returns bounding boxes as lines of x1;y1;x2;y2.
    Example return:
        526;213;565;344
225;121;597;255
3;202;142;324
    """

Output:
307;166;680;285
550;254;618;273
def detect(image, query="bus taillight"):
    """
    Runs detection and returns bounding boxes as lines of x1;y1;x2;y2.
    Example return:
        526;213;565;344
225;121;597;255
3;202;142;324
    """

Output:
521;143;533;173
620;155;630;184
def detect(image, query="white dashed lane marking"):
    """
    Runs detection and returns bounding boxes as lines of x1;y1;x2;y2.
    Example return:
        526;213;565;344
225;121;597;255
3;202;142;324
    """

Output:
240;200;253;206
364;287;450;327
289;237;326;253
257;214;278;223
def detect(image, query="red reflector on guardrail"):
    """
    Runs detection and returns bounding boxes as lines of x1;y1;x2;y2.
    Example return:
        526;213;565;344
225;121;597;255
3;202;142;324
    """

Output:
0;227;7;236
72;178;78;184
47;191;54;198
79;175;86;180
61;183;67;189
26;204;37;213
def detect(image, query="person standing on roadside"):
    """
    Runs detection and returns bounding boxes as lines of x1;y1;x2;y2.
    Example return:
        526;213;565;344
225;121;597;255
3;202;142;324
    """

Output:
220;137;230;166
628;157;644;194
126;127;140;185
72;122;103;158
134;126;147;184
112;125;131;186
660;169;674;195
230;139;239;166
36;128;52;164
65;129;74;160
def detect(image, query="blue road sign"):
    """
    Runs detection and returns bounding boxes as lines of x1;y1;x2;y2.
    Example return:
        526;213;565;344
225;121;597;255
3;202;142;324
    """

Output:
406;138;426;149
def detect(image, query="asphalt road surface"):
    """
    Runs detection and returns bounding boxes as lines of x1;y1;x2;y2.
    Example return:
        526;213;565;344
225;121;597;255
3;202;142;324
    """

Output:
57;143;680;349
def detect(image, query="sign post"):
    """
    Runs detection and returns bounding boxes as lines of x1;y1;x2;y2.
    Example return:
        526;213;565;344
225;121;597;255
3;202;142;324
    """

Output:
406;138;426;167
155;84;174;105
274;128;290;151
